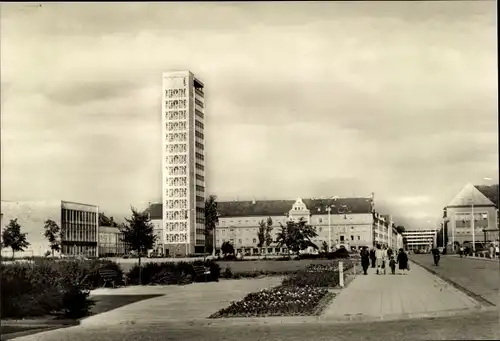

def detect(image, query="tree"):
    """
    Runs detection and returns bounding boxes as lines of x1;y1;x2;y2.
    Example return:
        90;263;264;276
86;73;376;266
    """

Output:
119;207;157;285
204;195;219;259
99;212;119;227
257;220;266;256
264;217;273;252
275;218;318;257
1;219;30;260
43;219;61;257
396;225;406;234
221;241;234;256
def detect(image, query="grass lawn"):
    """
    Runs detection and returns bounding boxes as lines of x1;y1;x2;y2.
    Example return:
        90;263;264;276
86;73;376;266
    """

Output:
216;259;335;273
89;294;164;316
0;325;51;334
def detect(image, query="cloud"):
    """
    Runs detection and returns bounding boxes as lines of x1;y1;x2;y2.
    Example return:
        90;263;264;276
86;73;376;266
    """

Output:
1;2;497;227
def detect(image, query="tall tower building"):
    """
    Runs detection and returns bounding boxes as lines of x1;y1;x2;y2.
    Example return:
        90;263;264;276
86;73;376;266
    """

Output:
162;71;206;256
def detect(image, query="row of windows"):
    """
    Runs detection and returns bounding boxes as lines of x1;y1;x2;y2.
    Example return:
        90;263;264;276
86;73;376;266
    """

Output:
165;89;187;98
165;199;188;209
166;122;187;131
62;245;97;256
195;152;204;161
165;100;187;110
196;174;205;181
62;209;97;224
195;131;204;139
166;110;187;121
195;88;204;97
195;141;204;150
195;120;204;129
166;133;187;142
196;185;205;192
62;226;97;242
195;98;204;108
196;195;204;203
167;155;187;164
195;108;204;119
195;163;204;171
218;234;363;246
167;166;187;176
165;222;188;231
165;233;188;243
167;177;187;187
166;188;187;198
166;143;187;154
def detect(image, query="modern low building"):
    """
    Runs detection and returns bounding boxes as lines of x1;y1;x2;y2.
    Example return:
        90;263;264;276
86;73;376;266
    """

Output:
402;229;437;252
1;200;99;257
443;183;499;251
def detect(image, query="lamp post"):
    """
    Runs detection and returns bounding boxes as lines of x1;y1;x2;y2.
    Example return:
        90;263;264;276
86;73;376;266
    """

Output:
212;212;220;258
326;206;332;252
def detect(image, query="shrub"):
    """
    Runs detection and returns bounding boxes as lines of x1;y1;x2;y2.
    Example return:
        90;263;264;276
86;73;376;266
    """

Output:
126;260;220;285
0;259;96;319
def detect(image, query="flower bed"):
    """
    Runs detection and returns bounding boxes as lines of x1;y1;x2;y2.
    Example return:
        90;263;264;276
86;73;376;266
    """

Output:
209;285;329;318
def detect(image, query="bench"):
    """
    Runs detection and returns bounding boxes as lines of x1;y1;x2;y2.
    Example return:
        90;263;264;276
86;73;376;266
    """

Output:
193;265;211;282
99;269;118;288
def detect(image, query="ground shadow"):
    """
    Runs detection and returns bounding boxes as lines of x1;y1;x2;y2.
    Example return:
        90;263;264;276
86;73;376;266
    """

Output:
89;294;164;316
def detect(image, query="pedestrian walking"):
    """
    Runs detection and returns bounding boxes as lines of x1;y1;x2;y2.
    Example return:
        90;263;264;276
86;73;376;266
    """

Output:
387;247;393;259
459;245;464;258
389;255;396;275
489;244;495;259
370;248;376;268
397;248;409;275
360;246;370;275
375;244;385;275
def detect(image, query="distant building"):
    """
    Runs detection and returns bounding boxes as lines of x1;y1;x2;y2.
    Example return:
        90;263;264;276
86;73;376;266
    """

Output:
98;226;127;257
443;183;499;251
1;200;99;257
402;229;437;252
162;71;206;257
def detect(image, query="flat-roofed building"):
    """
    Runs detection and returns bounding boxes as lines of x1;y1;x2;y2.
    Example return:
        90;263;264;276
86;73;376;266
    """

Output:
1;200;99;257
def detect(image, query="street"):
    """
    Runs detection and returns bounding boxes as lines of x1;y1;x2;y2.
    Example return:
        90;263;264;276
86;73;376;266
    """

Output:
11;309;500;341
410;254;499;306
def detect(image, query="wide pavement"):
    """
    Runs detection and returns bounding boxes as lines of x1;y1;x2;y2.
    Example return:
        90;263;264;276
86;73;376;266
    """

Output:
322;261;482;320
11;309;500;341
410;254;499;306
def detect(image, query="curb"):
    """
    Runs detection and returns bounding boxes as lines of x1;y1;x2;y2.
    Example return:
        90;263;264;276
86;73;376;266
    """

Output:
1;327;62;341
410;258;496;307
0;319;80;327
319;306;496;324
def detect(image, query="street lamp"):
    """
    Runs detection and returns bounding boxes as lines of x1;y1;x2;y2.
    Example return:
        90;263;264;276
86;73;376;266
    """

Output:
325;206;332;252
212;212;220;258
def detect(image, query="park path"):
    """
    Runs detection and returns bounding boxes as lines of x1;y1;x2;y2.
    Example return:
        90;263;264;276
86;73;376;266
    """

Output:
83;276;283;326
321;261;482;321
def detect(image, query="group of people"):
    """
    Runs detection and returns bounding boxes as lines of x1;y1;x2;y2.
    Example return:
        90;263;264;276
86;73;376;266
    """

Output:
360;245;409;275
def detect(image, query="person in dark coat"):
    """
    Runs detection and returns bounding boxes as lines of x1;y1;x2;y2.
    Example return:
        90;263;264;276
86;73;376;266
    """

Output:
369;248;376;268
397;248;409;274
360;246;370;275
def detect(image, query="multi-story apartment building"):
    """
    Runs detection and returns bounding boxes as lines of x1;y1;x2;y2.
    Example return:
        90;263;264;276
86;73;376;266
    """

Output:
1;200;99;257
443;183;499;251
402;229;437;253
162;71;206;256
216;196;384;255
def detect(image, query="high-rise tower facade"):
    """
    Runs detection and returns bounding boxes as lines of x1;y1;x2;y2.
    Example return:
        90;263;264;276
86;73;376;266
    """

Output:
162;71;206;256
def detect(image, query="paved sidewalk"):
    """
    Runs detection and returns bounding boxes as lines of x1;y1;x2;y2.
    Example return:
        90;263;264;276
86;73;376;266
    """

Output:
83;277;283;326
450;254;500;262
321;261;482;321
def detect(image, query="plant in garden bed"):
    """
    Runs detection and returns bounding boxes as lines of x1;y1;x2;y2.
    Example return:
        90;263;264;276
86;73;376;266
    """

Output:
209;285;328;318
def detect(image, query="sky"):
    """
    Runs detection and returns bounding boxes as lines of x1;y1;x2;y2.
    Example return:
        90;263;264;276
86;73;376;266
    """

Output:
1;2;498;229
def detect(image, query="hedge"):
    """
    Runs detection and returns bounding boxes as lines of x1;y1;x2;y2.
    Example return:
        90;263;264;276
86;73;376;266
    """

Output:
126;260;220;285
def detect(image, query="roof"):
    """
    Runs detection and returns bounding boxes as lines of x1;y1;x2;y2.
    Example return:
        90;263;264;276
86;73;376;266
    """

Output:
474;185;499;207
447;183;497;207
147;197;374;219
218;197;373;218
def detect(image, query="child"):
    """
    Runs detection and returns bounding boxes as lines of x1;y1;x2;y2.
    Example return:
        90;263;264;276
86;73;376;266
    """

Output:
389;256;396;275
